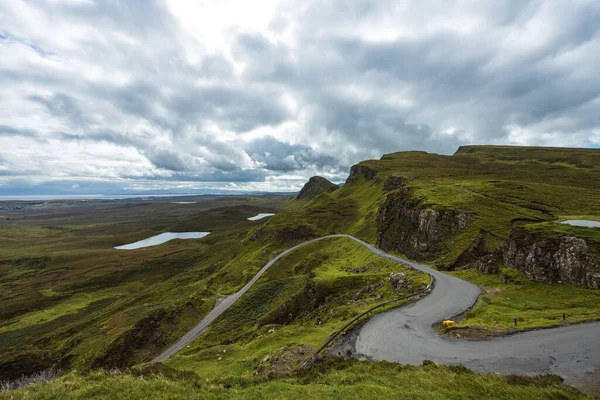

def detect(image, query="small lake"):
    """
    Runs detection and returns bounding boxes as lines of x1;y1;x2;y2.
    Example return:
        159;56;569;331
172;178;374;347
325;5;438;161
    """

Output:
115;232;210;250
247;213;275;221
560;220;600;228
171;202;197;204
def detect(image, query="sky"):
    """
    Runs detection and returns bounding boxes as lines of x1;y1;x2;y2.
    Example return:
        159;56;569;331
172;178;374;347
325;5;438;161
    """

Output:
1;0;599;195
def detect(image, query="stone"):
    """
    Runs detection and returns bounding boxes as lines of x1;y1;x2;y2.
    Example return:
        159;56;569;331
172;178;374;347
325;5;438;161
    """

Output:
501;228;599;289
346;165;377;184
376;187;469;260
389;272;413;294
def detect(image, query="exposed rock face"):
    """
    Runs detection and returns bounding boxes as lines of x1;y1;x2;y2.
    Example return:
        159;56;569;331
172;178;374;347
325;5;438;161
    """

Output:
296;176;339;200
501;228;600;289
346;165;377;184
472;254;499;275
376;186;468;260
383;176;407;191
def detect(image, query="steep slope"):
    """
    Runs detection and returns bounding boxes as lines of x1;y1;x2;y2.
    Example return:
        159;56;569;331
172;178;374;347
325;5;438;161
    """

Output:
296;176;339;200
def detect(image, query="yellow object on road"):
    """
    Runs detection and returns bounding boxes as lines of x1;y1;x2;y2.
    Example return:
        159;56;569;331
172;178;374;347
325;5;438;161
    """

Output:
442;320;455;327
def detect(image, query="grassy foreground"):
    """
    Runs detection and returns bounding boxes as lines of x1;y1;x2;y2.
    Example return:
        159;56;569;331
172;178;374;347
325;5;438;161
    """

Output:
1;359;585;400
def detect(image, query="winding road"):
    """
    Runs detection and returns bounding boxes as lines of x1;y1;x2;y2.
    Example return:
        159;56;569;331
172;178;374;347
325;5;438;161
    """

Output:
154;234;600;391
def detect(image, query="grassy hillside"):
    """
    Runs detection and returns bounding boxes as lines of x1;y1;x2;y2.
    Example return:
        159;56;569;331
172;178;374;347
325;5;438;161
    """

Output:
268;145;600;266
2;359;585;400
165;237;428;379
258;145;600;336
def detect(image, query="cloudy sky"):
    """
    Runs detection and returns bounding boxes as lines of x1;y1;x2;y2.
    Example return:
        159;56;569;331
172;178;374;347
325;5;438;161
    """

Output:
1;0;599;194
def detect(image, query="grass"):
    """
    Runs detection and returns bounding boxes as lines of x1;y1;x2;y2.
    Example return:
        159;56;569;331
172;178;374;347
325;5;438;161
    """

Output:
166;237;428;379
2;359;586;399
451;268;600;332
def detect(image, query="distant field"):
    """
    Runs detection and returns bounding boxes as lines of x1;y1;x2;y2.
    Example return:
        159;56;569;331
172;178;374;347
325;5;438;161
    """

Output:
0;195;288;379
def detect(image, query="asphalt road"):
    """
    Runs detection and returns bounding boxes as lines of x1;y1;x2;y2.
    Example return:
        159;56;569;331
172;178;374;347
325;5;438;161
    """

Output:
154;234;600;391
339;236;600;392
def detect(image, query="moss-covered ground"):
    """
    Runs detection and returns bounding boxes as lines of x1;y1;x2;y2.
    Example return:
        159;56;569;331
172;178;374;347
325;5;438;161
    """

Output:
0;195;288;378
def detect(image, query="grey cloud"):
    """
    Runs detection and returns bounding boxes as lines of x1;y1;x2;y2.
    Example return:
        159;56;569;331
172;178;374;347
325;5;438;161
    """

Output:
29;94;90;129
1;0;600;193
0;125;39;138
142;148;196;172
245;136;339;172
168;85;291;132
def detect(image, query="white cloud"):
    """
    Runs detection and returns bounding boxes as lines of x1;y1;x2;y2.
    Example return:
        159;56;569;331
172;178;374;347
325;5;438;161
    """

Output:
1;0;599;194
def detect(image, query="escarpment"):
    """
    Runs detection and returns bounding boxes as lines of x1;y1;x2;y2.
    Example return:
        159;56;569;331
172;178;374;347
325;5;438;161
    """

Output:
501;228;600;289
375;183;468;260
346;165;377;184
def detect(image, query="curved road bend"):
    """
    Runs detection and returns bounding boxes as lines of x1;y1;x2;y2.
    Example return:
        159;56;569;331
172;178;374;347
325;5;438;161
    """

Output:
153;235;344;362
154;234;600;389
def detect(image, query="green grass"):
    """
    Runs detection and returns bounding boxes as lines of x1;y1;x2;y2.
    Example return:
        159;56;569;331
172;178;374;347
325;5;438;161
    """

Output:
2;359;585;399
166;237;428;379
271;146;600;269
451;269;600;332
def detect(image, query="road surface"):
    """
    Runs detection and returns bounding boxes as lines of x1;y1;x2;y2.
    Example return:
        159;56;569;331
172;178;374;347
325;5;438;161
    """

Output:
154;234;600;391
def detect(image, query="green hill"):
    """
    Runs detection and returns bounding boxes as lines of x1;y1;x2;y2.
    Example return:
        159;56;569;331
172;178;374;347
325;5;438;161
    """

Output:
266;145;600;274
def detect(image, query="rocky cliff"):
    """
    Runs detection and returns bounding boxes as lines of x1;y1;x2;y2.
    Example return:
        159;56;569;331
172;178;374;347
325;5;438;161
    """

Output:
501;228;600;289
376;183;468;260
345;165;377;184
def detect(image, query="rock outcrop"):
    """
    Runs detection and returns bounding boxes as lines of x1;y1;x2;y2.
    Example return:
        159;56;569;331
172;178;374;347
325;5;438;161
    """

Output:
376;185;468;260
501;228;600;289
383;176;407;191
296;176;339;200
388;272;413;295
345;165;377;184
